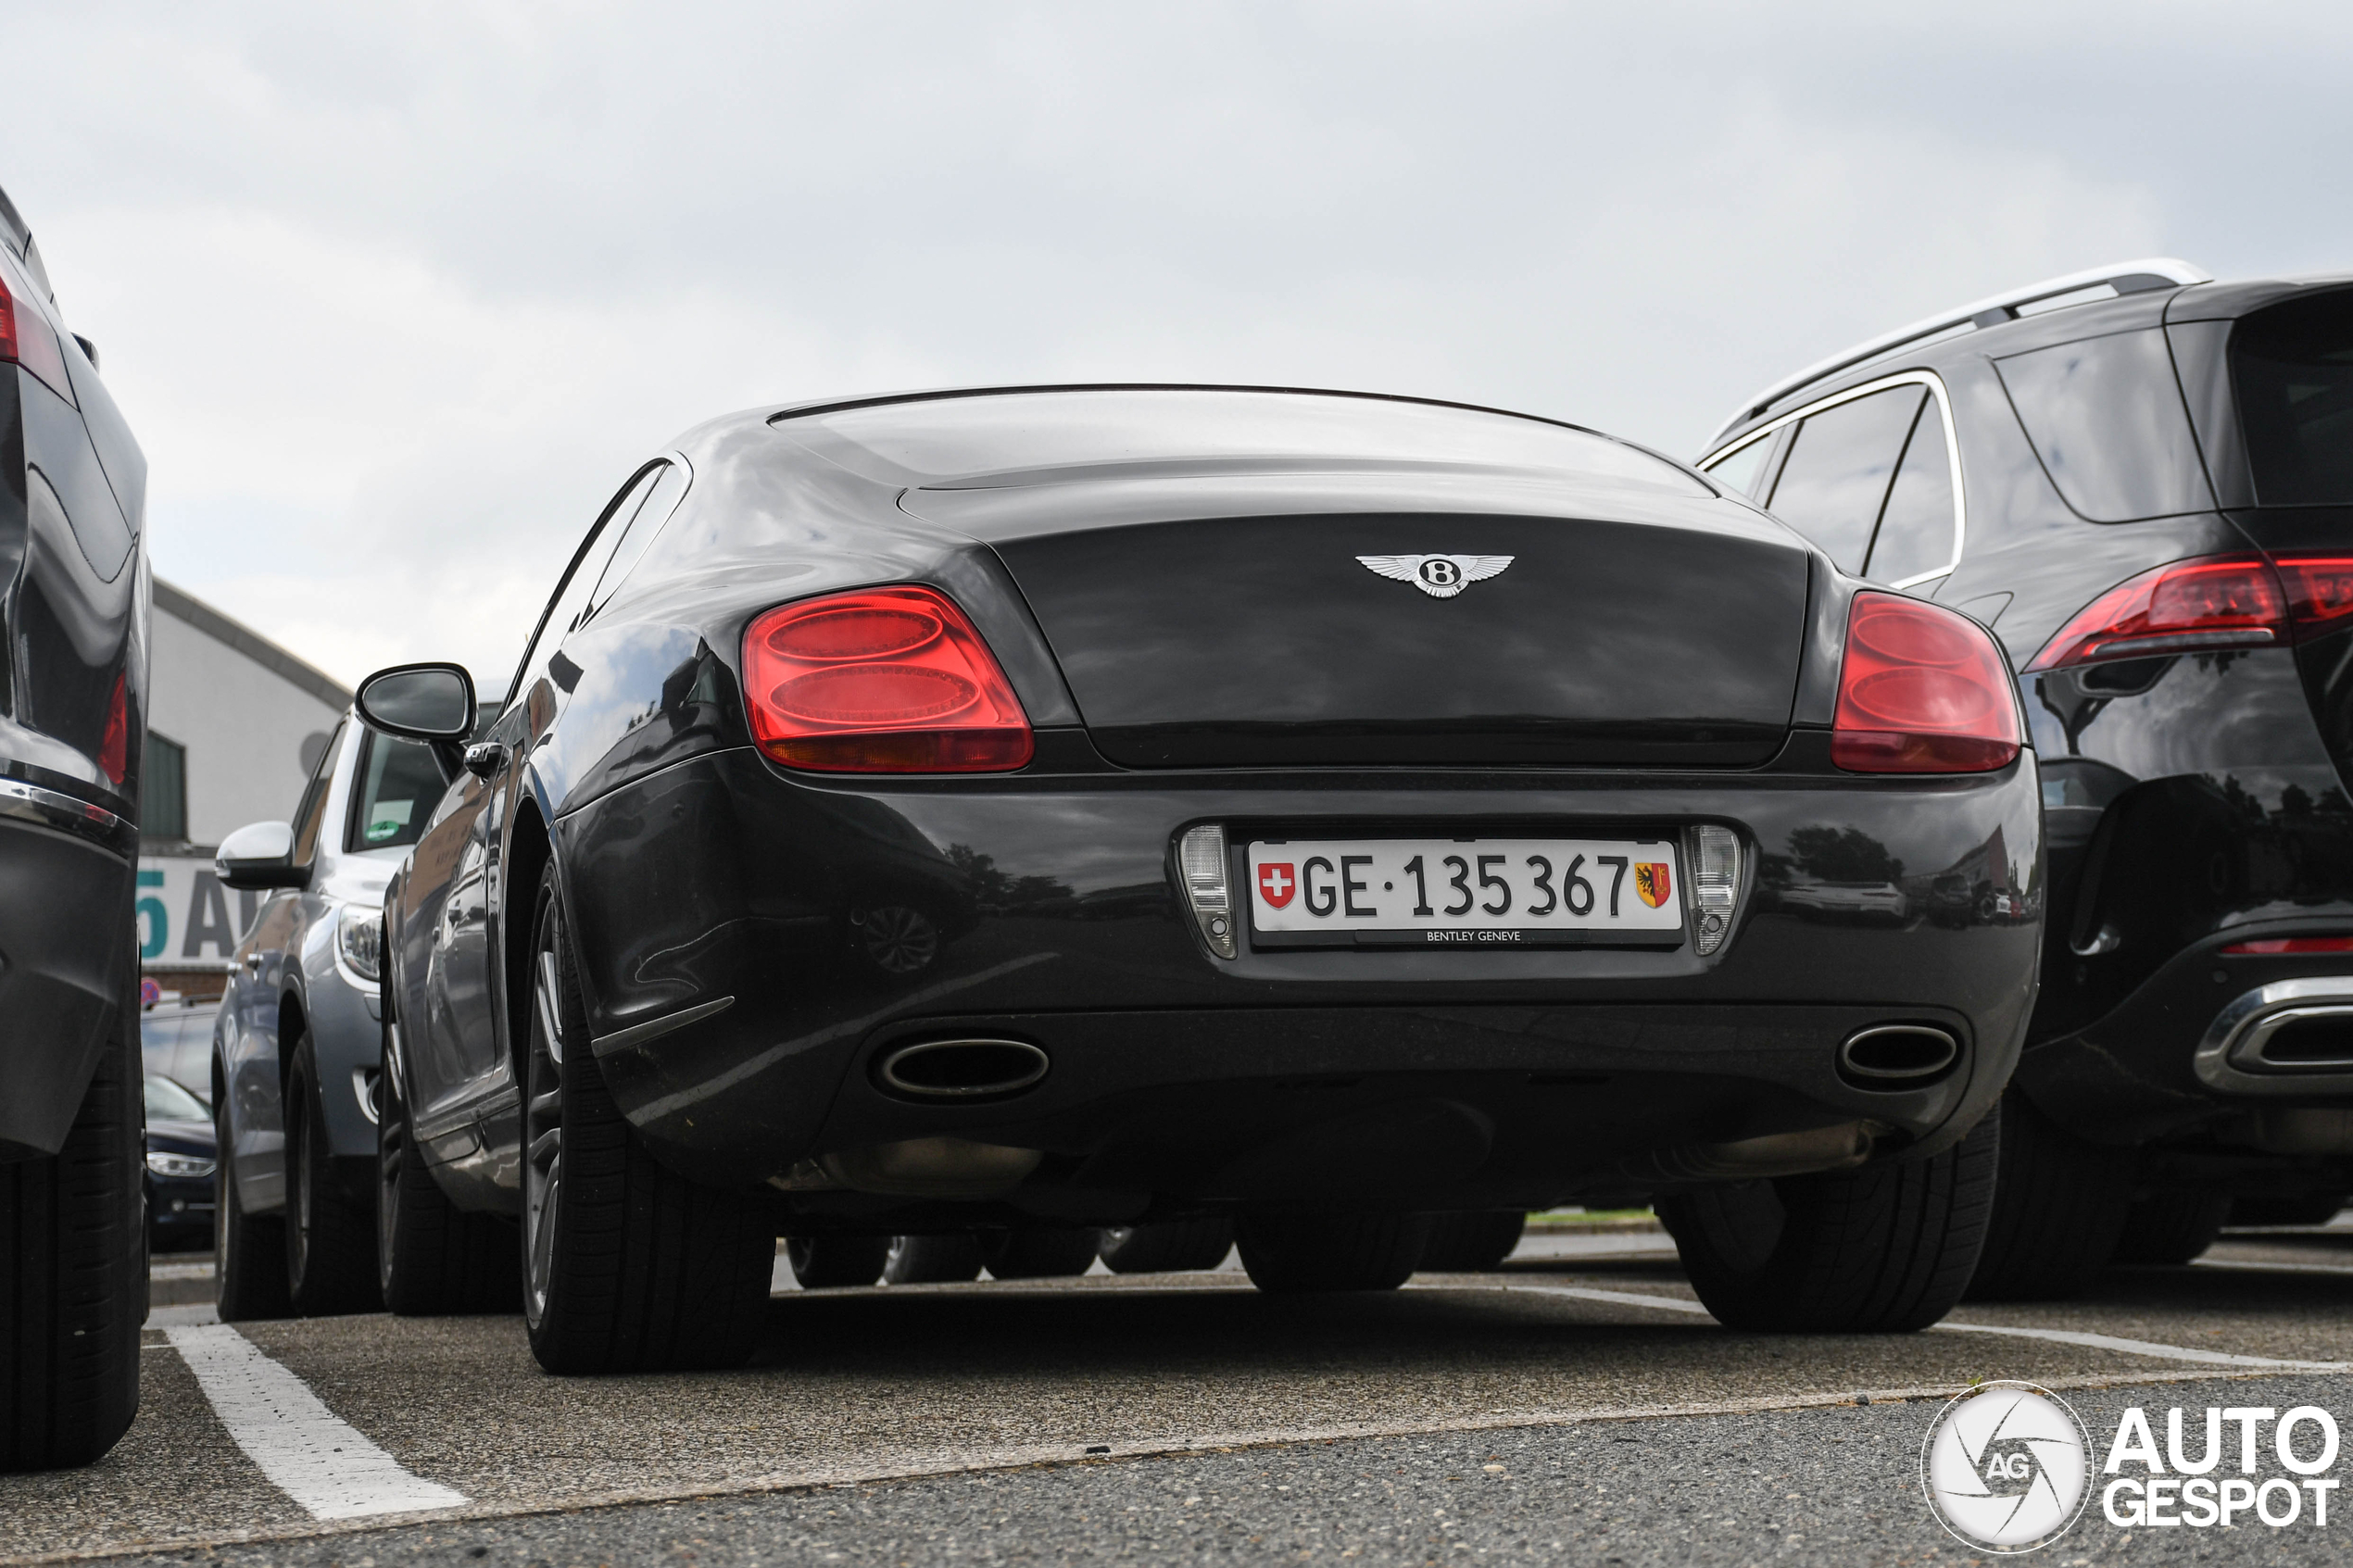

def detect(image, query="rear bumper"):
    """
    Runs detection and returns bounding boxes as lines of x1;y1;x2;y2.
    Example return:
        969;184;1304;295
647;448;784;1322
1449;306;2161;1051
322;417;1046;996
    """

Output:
2020;935;2353;1146
0;805;134;1160
553;744;2044;1206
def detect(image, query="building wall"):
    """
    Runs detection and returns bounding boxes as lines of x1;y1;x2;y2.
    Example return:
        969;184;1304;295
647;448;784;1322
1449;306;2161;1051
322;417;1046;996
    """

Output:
146;581;348;847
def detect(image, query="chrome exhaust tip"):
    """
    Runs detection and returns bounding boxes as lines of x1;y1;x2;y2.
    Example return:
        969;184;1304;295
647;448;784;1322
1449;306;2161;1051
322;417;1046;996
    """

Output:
2197;979;2353;1094
875;1038;1051;1099
1837;1024;1959;1086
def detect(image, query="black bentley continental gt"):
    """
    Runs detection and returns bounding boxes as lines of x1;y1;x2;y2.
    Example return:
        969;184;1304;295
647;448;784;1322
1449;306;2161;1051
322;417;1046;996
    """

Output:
353;385;2042;1371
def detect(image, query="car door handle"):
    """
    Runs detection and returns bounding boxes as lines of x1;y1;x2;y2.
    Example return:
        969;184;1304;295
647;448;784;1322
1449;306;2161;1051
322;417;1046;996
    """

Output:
463;742;508;779
242;953;262;972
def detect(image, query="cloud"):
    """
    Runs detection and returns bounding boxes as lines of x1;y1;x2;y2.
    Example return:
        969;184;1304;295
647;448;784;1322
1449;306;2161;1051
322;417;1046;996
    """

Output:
1;1;2343;678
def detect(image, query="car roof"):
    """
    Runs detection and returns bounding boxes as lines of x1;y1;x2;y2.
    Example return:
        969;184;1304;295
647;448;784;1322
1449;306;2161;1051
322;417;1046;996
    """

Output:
1705;264;2353;458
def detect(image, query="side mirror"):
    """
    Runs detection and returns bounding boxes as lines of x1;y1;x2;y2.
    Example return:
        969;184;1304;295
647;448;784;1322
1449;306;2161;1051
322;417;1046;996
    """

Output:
216;821;306;890
356;662;477;783
355;662;477;741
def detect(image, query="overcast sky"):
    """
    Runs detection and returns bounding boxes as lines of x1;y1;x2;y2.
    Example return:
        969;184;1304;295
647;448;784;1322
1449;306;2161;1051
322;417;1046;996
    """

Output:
6;1;2350;691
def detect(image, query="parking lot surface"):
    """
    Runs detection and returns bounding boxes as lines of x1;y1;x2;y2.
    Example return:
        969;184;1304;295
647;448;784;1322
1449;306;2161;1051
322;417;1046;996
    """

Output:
10;1223;2353;1565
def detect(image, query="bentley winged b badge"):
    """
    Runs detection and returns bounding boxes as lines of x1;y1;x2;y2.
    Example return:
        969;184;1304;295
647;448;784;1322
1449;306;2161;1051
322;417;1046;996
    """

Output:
1356;553;1515;599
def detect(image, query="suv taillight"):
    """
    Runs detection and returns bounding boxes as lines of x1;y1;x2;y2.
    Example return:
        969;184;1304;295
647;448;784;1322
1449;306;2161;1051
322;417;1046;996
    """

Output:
2027;556;2289;670
1831;593;2021;773
741;585;1034;772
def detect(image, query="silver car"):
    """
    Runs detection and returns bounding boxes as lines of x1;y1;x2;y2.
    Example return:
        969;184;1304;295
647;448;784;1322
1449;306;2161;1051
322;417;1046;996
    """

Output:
210;709;449;1317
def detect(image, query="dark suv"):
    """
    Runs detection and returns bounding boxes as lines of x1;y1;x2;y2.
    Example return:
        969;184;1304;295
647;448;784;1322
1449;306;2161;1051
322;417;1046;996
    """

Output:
1699;260;2353;1296
0;182;151;1468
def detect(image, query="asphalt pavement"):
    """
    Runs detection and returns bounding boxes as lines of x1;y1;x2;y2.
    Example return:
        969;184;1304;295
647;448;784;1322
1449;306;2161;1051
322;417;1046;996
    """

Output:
10;1223;2353;1566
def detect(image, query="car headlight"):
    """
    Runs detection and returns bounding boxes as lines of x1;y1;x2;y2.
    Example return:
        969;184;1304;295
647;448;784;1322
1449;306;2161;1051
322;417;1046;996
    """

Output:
145;1150;217;1180
337;905;384;984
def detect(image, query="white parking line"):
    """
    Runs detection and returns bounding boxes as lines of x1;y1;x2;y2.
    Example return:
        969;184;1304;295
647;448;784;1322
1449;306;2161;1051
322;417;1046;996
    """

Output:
2194;1255;2353;1277
165;1325;469;1520
1462;1283;2353;1371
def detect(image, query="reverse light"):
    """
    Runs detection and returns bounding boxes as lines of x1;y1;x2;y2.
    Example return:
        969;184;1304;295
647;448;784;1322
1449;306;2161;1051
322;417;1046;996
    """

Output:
1831;593;2022;773
2028;556;2287;670
742;585;1034;772
2222;936;2353;956
1685;824;1741;957
1176;824;1236;959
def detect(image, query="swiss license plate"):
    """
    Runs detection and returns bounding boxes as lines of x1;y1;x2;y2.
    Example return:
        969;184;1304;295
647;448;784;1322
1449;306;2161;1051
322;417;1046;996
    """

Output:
1247;836;1684;948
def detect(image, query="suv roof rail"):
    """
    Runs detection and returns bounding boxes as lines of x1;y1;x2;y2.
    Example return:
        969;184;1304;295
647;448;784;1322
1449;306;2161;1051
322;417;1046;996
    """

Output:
1704;257;2212;448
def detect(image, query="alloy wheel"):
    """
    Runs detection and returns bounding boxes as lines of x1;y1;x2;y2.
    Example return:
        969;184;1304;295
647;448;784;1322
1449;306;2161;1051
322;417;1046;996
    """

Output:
522;934;566;1328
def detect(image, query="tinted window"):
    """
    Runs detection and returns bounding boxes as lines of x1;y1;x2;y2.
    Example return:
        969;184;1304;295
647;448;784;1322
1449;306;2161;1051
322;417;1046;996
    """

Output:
1866;400;1957;584
588;461;687;615
346;730;447;852
791;391;1709;495
510;464;662;704
289;719;346;866
2233;290;2353;506
1767;386;1924;572
1995;328;2210;521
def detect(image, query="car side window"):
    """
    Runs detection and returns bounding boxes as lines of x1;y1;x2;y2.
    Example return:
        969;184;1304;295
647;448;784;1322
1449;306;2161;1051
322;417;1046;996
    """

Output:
289;718;348;868
345;729;449;853
585;460;686;617
509;463;665;707
1701;431;1781;499
1766;386;1926;573
1865;398;1958;585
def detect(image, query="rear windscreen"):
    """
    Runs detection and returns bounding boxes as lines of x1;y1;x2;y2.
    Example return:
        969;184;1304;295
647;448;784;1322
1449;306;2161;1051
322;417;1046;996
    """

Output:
785;390;1710;495
2234;291;2353;506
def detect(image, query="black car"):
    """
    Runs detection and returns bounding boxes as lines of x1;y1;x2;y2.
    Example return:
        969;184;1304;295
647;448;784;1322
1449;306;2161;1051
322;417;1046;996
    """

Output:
349;384;2042;1371
143;1074;216;1253
1697;260;2353;1295
0;182;150;1469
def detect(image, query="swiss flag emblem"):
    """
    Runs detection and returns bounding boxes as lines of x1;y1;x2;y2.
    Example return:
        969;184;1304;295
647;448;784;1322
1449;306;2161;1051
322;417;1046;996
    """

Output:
1257;862;1297;909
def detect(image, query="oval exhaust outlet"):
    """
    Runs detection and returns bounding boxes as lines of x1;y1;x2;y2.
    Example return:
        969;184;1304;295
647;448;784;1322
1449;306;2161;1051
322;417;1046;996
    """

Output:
877;1038;1051;1099
1838;1024;1959;1085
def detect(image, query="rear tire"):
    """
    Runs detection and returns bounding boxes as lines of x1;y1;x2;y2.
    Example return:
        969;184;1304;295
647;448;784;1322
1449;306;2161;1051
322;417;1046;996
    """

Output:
1963;1091;2133;1302
1;983;143;1471
1660;1106;1999;1332
786;1235;890;1289
522;871;773;1374
978;1227;1099;1279
2111;1188;2233;1266
215;1088;291;1323
882;1235;984;1285
377;1015;517;1315
284;1032;380;1315
1416;1210;1527;1272
1235;1211;1430;1293
1096;1218;1235;1274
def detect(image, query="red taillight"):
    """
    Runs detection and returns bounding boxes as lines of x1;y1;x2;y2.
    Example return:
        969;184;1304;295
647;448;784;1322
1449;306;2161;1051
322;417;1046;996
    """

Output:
2276;557;2353;639
98;672;127;787
1831;593;2021;773
2027;556;2288;670
742;585;1033;772
2221;936;2353;955
0;251;71;399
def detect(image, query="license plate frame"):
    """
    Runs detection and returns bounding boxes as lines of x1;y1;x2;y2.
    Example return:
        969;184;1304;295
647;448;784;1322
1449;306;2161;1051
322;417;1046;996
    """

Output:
1245;834;1687;950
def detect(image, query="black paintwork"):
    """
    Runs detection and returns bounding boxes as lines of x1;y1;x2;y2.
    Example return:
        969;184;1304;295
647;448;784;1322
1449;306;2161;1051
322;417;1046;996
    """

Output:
0;184;148;1162
1706;272;2353;1173
378;385;2041;1224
